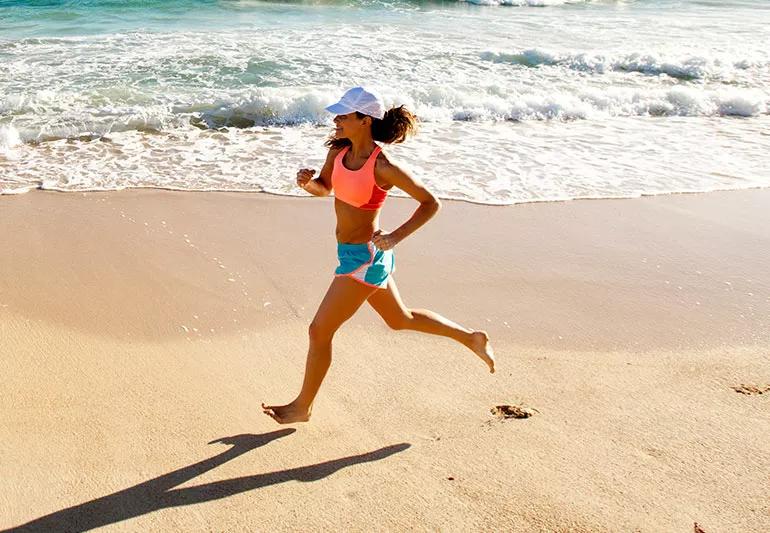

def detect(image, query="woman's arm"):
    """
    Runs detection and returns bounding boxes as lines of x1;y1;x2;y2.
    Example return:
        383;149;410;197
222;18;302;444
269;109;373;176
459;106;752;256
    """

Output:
300;148;338;197
373;157;441;250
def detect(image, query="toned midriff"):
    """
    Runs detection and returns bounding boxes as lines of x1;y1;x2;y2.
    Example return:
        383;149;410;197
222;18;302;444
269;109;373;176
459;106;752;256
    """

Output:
334;197;381;244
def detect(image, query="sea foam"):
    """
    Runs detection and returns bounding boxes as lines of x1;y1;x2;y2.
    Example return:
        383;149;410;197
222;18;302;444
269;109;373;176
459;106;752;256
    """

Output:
479;48;767;81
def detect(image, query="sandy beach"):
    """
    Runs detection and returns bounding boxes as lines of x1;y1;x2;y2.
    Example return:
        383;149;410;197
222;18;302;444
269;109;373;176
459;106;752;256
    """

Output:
1;188;768;531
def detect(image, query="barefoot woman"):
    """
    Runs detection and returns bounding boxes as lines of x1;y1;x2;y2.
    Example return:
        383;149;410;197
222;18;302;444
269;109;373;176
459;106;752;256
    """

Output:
262;87;495;424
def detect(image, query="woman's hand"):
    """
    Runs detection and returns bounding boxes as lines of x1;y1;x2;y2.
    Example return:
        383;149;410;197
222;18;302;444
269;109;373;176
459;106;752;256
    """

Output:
372;229;400;251
296;168;316;190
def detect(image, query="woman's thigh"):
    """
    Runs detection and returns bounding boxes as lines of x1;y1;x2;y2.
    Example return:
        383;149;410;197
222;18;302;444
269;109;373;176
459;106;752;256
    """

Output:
366;277;411;328
311;276;381;336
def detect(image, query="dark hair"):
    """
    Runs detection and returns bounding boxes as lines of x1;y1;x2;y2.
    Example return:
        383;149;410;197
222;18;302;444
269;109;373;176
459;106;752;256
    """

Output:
325;105;418;149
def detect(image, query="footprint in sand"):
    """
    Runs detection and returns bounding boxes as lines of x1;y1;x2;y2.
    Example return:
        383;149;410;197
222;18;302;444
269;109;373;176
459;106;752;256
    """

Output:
731;384;770;395
490;404;538;420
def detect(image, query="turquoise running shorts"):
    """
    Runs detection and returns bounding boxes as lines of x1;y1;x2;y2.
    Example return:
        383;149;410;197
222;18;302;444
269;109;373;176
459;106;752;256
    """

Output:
334;241;395;289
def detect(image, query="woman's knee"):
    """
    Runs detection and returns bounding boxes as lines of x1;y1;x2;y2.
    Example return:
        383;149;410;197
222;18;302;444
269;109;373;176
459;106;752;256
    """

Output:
387;310;414;330
308;320;335;342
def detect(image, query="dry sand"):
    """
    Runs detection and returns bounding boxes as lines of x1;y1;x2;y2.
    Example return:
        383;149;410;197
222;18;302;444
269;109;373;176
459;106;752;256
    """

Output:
1;188;768;531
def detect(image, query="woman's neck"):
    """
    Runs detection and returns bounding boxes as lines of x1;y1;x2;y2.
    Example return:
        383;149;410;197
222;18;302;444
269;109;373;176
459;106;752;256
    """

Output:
348;135;377;158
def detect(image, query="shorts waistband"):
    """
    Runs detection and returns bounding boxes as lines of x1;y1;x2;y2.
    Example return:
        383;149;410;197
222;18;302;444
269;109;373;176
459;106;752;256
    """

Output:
336;241;373;250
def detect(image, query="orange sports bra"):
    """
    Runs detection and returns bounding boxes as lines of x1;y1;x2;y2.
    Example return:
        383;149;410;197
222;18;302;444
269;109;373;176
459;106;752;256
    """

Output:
331;145;389;210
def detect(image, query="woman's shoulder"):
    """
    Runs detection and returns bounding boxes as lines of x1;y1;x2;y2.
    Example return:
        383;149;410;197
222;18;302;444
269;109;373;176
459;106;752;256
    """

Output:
374;146;396;171
374;147;408;187
325;145;346;162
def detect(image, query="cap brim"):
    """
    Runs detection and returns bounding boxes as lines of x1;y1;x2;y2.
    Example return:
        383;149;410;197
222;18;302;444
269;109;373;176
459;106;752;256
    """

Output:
325;102;354;115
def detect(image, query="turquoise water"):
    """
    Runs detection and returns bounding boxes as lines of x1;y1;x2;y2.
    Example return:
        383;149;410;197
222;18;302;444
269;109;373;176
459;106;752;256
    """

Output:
1;0;769;202
2;0;445;38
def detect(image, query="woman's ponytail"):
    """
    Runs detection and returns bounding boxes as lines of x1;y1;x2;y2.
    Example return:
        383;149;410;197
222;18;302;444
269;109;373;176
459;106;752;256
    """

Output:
371;105;418;144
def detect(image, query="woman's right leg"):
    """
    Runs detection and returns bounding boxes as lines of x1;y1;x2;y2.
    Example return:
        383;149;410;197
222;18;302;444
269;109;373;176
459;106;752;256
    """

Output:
262;275;379;424
367;277;495;373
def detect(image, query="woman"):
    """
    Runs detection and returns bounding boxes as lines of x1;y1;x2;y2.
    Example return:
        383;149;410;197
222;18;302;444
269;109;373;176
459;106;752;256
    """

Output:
262;87;495;424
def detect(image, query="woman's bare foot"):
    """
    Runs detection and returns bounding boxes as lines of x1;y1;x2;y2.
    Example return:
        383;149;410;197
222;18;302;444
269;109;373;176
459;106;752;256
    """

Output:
261;402;311;424
468;330;496;373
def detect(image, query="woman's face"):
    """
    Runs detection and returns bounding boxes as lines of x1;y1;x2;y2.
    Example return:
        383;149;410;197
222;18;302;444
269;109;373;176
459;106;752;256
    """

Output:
333;112;370;140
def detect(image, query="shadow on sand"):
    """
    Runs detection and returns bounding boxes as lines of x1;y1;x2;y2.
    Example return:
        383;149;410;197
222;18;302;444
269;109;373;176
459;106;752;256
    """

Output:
7;430;410;532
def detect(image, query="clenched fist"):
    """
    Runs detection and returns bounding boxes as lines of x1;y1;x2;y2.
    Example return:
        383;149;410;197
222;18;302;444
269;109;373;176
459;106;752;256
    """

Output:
296;168;316;189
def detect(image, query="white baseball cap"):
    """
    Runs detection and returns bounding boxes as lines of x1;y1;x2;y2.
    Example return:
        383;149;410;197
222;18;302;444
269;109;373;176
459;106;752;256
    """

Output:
325;86;385;120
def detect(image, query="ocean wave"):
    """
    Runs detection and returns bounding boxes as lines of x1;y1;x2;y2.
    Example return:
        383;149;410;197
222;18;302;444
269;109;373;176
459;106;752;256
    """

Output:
480;48;768;81
183;90;335;129
462;0;588;5
3;84;767;143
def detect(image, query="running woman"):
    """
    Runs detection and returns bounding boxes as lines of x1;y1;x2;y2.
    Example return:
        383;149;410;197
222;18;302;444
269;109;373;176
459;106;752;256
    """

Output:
262;87;495;424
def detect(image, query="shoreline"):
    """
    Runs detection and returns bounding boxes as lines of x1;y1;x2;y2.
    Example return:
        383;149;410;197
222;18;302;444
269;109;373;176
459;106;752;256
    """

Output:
3;181;770;208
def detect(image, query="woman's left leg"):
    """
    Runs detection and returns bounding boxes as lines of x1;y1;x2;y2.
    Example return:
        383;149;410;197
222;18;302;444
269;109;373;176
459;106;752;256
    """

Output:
367;277;495;373
262;275;379;424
